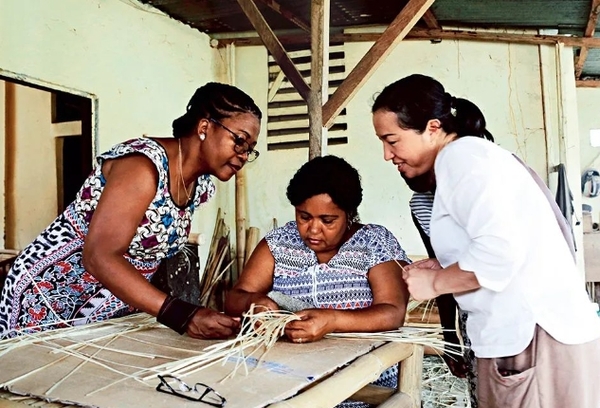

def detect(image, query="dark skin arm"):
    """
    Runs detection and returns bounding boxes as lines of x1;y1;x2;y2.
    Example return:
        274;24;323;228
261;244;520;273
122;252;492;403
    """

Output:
225;239;410;342
224;239;279;315
82;154;239;339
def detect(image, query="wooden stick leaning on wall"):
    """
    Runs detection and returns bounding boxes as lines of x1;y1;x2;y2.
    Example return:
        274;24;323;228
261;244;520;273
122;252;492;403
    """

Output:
235;169;247;281
244;227;260;266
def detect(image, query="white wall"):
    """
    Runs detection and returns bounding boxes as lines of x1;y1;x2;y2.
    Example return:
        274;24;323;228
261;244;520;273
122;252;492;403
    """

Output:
578;87;600;221
0;0;230;261
236;39;554;257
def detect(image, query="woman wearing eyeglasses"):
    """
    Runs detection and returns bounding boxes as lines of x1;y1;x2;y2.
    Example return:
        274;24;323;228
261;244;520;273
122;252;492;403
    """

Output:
0;82;261;340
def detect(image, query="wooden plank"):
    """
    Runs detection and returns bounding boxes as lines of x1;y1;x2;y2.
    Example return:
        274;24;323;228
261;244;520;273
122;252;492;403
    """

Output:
322;0;435;128
350;384;395;405
267;129;346;145
268;116;345;130
269;58;345;74
236;0;310;102
575;0;600;78
584;0;600;37
268;44;344;60
256;0;310;32
51;121;82;138
269;342;414;408
398;344;424;408
268;70;286;102
214;27;600;49
577;80;600;87
308;0;329;158
271;87;339;103
421;9;440;29
278;71;346;89
377;392;413;408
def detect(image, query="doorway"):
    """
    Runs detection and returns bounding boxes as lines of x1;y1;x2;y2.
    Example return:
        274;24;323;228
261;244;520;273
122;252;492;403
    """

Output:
1;78;93;250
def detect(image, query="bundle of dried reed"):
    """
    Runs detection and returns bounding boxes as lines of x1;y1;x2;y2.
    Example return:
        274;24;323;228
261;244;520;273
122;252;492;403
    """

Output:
199;208;235;310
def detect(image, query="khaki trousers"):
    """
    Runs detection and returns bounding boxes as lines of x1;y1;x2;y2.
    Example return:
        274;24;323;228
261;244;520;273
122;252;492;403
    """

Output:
477;325;600;408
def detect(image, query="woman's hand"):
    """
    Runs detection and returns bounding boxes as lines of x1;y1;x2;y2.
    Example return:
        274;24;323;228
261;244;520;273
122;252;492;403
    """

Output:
250;295;280;313
186;308;240;339
284;309;335;343
402;267;440;301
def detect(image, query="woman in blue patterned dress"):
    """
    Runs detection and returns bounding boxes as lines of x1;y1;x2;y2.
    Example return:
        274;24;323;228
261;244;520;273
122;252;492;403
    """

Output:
225;155;410;407
0;82;261;340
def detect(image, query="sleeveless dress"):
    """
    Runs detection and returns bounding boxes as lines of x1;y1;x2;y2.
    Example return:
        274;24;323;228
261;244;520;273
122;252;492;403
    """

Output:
0;137;215;338
265;221;408;408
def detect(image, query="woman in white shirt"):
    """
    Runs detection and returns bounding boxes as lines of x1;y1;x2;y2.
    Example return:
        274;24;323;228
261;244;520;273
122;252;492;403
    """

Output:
371;73;600;408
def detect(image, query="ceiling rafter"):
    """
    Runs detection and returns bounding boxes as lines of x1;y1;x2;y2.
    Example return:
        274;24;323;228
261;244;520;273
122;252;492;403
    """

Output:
212;27;600;49
322;0;435;128
574;0;600;79
421;9;440;29
255;0;310;32
235;0;310;101
576;79;600;87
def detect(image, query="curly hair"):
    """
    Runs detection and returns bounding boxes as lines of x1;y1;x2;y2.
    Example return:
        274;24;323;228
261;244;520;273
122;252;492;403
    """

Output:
286;155;362;222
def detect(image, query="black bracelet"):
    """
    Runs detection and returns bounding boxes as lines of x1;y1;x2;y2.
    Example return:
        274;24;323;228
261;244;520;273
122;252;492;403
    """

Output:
157;295;201;335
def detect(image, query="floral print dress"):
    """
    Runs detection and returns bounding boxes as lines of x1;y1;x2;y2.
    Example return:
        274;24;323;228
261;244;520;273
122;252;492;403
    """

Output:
265;221;409;408
0;138;214;339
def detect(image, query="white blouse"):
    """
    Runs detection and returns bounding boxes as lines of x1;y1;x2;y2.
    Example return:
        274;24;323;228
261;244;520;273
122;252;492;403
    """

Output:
431;137;600;358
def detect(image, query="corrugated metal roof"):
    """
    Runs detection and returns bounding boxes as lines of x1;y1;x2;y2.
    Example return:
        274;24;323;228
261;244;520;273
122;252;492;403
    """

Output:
433;0;592;31
138;0;600;78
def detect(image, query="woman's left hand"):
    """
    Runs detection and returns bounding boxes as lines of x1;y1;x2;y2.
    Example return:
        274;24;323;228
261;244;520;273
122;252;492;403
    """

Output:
402;268;440;301
284;309;335;343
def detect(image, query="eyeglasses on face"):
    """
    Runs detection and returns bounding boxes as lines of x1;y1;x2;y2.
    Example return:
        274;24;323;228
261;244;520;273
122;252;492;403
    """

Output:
209;118;260;162
156;374;226;407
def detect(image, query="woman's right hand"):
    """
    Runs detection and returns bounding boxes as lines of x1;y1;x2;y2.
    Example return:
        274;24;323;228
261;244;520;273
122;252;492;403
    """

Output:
186;308;240;339
250;295;280;313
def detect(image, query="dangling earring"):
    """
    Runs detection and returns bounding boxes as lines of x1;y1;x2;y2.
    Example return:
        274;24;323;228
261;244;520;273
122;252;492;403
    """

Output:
347;214;353;230
199;133;206;141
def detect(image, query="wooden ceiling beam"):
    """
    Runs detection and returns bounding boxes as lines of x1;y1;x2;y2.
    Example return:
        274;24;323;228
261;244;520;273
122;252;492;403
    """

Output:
322;0;435;128
574;0;600;79
255;0;310;32
236;0;310;101
576;80;600;87
212;27;600;49
421;9;440;29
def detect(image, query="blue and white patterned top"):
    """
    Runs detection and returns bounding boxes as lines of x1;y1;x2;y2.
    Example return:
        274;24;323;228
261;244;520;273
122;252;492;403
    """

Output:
266;221;408;309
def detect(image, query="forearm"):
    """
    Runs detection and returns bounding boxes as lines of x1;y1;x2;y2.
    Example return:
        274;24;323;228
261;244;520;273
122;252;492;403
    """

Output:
328;303;406;333
84;253;166;315
434;263;480;295
224;289;269;316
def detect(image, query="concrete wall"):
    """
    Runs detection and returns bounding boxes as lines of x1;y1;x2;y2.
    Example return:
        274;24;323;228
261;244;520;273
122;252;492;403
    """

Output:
0;0;228;261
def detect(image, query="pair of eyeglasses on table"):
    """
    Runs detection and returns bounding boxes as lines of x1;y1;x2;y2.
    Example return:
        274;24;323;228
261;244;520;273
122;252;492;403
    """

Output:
156;374;226;407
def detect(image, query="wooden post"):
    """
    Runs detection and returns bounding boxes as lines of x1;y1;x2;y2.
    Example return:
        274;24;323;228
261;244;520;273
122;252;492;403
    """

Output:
398;344;424;407
270;342;414;408
244;226;260;265
308;0;329;159
235;169;247;277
